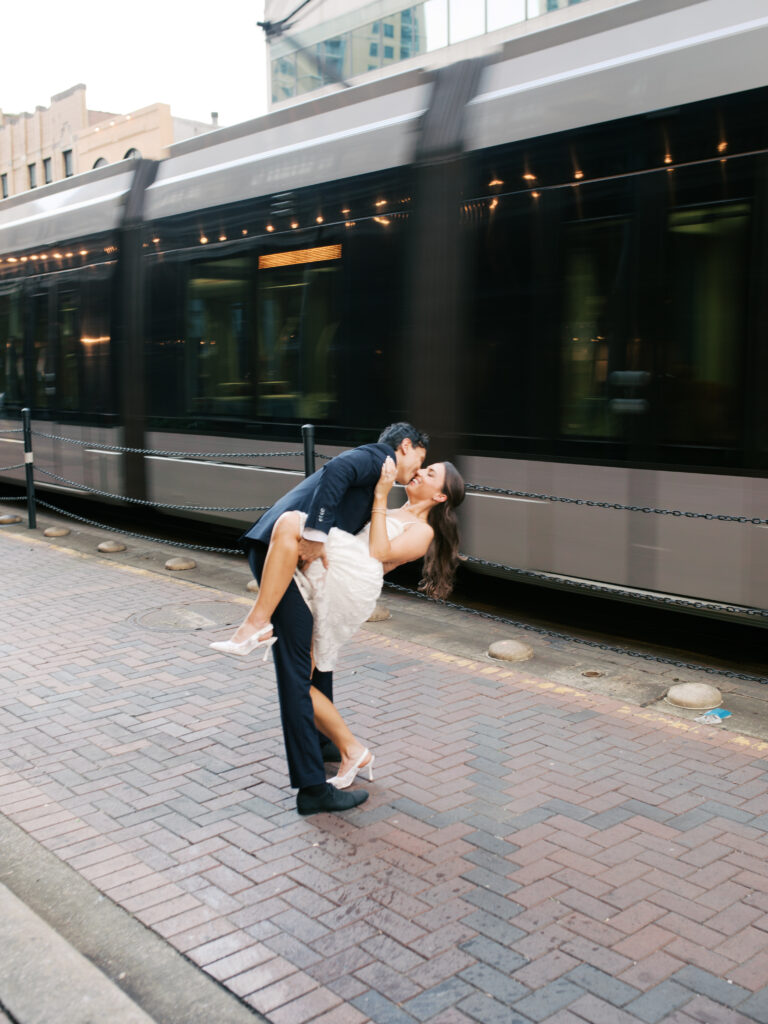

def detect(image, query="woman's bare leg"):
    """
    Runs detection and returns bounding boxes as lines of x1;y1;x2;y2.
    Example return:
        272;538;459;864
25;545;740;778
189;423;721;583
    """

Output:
310;685;371;776
230;511;303;643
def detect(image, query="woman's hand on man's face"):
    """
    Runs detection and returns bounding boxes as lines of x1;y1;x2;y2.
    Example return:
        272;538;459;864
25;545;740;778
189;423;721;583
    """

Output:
375;456;396;498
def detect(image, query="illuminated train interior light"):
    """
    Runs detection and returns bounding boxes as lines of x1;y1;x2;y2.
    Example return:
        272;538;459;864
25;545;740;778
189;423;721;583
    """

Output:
718;141;728;153
341;208;350;215
258;244;342;270
242;229;248;235
664;154;673;164
290;221;299;229
531;191;540;198
219;234;227;242
79;250;88;256
266;224;274;232
200;235;208;244
373;216;391;226
81;335;110;346
375;199;387;207
488;178;503;187
316;215;324;223
489;198;498;210
523;173;536;181
574;170;584;180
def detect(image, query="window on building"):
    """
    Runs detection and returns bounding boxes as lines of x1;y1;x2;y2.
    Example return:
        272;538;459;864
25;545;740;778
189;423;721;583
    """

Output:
384;45;394;59
124;148;141;160
1;174;7;200
401;46;411;59
28;164;37;189
43;158;52;185
372;21;379;32
384;22;394;37
63;150;73;177
369;42;378;56
93;158;108;169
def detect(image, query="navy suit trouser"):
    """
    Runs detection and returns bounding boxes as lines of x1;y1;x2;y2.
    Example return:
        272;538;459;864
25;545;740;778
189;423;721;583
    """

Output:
248;544;333;790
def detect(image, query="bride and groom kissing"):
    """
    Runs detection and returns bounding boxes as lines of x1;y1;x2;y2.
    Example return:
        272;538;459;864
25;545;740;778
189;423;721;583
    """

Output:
209;423;465;816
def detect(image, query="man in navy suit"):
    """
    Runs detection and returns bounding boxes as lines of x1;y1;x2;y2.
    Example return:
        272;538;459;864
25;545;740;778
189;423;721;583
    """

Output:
243;423;428;815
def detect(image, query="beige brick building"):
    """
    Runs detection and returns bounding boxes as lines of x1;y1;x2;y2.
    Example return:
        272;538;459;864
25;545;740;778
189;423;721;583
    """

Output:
0;84;216;200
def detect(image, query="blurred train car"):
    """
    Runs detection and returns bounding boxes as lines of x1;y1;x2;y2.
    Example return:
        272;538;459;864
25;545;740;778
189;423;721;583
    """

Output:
1;0;767;616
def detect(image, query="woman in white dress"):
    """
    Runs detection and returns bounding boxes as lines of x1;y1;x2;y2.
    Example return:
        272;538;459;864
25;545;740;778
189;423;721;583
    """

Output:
211;458;465;788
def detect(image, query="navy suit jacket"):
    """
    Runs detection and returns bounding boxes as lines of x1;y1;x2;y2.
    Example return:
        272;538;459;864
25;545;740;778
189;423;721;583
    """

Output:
243;442;395;547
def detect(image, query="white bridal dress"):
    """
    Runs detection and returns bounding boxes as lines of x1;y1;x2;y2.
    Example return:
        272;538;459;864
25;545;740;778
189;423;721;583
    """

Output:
294;512;406;671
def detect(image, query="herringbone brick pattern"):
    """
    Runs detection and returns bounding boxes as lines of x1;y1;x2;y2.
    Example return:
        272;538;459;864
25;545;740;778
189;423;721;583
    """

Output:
2;532;768;1023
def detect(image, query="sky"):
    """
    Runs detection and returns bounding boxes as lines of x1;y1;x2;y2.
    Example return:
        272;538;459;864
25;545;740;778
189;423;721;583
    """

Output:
2;1;271;129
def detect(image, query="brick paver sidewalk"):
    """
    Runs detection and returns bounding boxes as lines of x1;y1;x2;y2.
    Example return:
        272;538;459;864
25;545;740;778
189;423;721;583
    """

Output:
2;532;768;1024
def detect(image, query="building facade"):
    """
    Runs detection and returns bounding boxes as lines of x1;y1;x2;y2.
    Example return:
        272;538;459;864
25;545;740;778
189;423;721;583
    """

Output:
265;0;589;106
0;84;214;201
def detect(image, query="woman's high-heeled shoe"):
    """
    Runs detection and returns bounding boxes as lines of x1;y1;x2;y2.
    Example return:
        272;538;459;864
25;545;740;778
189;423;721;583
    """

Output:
329;748;374;790
209;624;277;660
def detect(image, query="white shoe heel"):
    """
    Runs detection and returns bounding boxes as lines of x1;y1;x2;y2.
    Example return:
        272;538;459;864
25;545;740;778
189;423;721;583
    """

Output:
209;624;277;658
329;749;374;790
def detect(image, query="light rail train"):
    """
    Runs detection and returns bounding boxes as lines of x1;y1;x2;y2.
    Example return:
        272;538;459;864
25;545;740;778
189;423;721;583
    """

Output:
1;0;767;618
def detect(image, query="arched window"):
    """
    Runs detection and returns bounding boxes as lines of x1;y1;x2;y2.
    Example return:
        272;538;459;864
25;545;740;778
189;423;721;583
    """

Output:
93;158;108;168
123;148;141;160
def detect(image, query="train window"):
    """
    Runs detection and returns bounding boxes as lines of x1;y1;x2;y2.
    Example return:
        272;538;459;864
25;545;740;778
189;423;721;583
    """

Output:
0;287;24;409
186;257;253;418
659;200;749;447
255;250;341;422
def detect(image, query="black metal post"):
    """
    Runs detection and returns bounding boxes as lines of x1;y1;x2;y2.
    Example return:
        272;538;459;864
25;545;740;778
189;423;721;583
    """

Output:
301;424;316;477
21;407;36;529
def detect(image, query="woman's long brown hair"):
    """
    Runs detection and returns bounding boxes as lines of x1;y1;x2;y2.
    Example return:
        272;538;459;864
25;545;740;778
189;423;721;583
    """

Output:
418;461;465;600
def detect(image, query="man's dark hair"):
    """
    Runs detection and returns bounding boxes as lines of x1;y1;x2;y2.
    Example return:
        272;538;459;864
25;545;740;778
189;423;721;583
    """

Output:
378;422;429;450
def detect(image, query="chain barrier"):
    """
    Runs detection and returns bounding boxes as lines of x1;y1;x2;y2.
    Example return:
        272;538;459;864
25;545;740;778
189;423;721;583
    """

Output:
0;463;25;473
0;495;26;501
33;466;270;512
0;429;23;435
467;484;768;525
34;499;246;555
30;431;303;460
463;556;768;621
383;581;768;684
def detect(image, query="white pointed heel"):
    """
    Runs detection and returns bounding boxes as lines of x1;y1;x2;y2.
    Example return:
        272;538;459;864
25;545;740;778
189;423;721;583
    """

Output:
209;624;277;660
329;749;374;790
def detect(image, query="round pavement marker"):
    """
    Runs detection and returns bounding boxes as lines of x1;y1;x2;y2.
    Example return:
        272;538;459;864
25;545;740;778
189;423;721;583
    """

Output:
488;639;534;662
0;514;22;525
43;526;70;537
367;603;391;622
665;682;722;710
97;539;126;553
165;556;196;571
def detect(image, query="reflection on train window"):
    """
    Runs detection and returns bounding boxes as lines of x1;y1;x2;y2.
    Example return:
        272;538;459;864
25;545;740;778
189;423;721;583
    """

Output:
79;275;112;414
186;258;252;417
58;289;79;411
256;256;341;421
0;288;24;408
559;217;630;438
660;203;748;446
32;292;53;410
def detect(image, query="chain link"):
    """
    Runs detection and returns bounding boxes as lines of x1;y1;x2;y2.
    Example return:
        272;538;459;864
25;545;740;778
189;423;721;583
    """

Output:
0;429;23;435
33;466;269;512
34;499;246;555
467;484;768;525
383;581;768;684
0;495;27;501
0;463;25;473
30;431;303;460
463;556;768;620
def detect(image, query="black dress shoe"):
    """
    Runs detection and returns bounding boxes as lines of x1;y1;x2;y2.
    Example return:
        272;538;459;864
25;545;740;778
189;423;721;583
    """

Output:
320;739;342;763
297;784;369;816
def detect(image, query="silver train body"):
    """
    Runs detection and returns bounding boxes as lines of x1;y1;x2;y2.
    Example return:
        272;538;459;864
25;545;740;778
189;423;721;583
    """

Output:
1;0;767;617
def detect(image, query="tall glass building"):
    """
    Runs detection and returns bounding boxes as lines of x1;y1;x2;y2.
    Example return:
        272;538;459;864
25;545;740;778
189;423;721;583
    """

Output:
265;0;589;106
